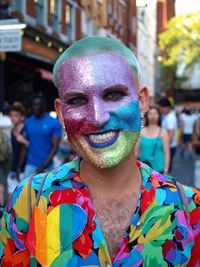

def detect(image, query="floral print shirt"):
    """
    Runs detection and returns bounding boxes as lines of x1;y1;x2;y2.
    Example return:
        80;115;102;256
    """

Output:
0;159;200;267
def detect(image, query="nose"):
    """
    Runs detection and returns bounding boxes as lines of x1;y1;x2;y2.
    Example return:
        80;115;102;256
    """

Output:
89;101;110;128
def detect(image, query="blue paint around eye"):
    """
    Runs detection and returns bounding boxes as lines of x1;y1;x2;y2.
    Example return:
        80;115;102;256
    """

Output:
102;101;141;132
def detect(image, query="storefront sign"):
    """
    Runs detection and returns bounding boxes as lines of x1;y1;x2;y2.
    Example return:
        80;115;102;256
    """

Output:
0;29;22;52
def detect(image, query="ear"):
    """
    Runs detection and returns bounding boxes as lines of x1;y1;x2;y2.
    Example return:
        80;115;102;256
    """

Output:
54;99;64;125
138;86;149;113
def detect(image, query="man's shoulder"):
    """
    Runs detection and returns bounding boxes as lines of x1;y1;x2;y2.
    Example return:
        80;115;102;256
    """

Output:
45;114;58;122
45;114;61;127
25;115;35;125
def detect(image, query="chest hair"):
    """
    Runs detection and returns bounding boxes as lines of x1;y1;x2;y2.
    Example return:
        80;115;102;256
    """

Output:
92;193;138;258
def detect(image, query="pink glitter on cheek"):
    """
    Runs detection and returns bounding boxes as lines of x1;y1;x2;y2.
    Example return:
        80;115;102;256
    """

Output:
64;118;97;142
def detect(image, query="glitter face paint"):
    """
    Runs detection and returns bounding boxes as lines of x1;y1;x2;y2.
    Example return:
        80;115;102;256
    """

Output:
58;53;141;168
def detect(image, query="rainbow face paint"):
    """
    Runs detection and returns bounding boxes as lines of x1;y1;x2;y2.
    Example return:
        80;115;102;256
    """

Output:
58;53;141;168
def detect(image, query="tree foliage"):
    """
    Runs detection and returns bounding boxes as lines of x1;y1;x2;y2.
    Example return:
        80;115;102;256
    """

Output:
159;11;200;69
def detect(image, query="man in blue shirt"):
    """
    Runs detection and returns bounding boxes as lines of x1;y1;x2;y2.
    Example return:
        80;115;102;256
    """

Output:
22;95;62;176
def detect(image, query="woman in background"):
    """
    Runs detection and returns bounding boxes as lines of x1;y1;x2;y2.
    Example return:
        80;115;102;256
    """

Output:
136;106;170;174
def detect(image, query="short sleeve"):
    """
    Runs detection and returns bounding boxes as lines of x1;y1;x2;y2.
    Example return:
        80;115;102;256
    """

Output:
164;114;177;130
52;118;62;138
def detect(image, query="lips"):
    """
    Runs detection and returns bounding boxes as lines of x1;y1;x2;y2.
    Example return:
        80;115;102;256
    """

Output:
84;130;120;148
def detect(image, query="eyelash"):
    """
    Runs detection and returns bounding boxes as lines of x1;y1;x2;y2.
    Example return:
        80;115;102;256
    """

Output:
66;90;127;106
103;90;127;101
67;97;88;106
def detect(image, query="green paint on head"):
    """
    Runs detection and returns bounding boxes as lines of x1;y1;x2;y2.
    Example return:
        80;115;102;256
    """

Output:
53;36;140;87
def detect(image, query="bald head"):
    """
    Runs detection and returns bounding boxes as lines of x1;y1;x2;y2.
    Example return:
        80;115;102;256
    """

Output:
53;36;140;88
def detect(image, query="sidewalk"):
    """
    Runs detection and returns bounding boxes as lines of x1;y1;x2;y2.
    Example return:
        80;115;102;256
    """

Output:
171;148;195;187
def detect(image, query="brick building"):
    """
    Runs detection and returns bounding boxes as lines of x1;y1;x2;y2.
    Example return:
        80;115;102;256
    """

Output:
1;0;137;110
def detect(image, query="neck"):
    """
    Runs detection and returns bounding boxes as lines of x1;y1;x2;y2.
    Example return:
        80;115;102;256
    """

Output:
80;150;141;197
148;124;159;129
35;112;45;118
13;122;23;131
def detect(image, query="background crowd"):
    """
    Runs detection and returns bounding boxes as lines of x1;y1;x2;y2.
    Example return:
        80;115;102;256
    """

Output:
0;94;200;217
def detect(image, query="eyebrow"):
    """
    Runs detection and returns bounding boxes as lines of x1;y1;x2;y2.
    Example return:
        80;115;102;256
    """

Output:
63;84;129;101
103;84;129;94
63;91;86;101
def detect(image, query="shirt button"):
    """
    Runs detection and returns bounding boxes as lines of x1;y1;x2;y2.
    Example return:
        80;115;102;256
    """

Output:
136;220;142;228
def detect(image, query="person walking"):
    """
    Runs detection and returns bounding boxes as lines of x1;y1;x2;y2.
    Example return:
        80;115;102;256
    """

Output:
136;106;170;174
159;97;178;172
7;102;28;197
180;109;197;158
21;94;62;176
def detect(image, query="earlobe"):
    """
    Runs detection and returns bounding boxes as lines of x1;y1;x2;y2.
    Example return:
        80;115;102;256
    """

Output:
139;86;149;113
54;99;64;125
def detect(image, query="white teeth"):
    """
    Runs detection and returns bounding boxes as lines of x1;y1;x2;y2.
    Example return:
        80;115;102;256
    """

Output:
88;131;117;143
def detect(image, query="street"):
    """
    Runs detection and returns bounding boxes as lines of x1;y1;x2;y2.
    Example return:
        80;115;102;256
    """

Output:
171;148;195;187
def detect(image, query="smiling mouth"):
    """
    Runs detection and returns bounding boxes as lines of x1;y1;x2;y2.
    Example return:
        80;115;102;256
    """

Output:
84;130;120;148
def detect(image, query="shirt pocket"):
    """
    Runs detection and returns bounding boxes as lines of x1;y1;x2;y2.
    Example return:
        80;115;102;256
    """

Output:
25;204;87;267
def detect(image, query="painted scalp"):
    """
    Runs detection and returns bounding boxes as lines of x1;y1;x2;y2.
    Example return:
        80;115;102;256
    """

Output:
53;36;140;87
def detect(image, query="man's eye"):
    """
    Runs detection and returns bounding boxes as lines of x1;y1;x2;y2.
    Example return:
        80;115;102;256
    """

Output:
104;91;126;101
67;97;88;106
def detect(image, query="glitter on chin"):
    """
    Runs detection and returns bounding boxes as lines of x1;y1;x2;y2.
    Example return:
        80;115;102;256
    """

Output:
71;131;140;169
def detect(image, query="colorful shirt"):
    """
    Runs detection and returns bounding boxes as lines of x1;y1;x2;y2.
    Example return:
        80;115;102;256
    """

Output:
0;160;200;267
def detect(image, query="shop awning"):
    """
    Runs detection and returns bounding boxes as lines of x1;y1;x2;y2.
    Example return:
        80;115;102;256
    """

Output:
38;68;53;82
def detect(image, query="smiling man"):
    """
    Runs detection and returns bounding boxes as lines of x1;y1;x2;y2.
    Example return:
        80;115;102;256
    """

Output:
0;37;200;267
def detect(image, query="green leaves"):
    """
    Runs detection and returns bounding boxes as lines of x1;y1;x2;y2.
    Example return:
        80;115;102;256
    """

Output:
159;11;200;69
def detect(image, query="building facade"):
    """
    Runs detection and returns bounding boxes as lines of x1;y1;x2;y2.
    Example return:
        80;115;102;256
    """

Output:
1;0;137;110
136;0;175;98
137;0;157;97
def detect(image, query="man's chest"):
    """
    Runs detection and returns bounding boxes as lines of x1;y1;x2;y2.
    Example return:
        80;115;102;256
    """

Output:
93;196;138;257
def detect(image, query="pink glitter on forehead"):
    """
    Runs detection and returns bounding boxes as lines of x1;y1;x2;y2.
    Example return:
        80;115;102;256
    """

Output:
58;53;138;100
58;57;95;99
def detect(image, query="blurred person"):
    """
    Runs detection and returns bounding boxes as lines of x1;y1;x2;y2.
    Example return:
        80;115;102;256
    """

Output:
53;129;71;167
0;37;200;267
0;103;12;210
180;109;197;158
136;106;170;174
192;115;200;154
159;97;178;172
7;102;28;198
192;116;200;188
22;94;62;176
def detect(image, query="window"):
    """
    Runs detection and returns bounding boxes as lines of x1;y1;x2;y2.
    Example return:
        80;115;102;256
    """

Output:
35;0;45;25
65;3;71;24
50;0;55;15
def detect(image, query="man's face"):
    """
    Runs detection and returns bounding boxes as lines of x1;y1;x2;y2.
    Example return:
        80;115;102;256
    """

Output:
32;98;45;117
10;111;24;126
57;53;141;168
159;106;169;115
